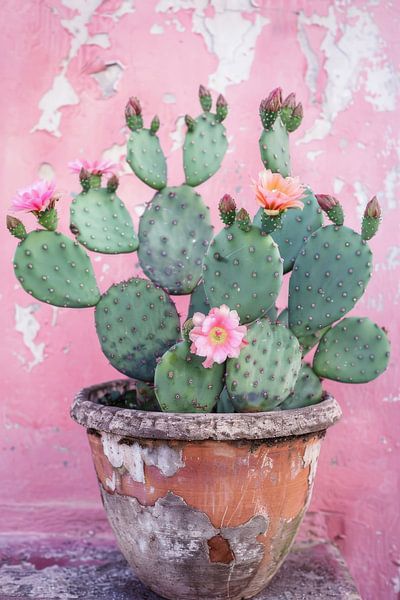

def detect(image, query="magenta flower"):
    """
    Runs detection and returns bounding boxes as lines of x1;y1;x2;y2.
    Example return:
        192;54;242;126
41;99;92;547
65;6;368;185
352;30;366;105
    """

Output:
68;159;117;176
11;180;56;213
189;305;248;368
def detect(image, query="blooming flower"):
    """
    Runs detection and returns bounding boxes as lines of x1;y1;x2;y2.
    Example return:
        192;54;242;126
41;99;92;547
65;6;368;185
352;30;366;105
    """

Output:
189;305;248;368
254;169;305;215
68;159;117;176
11;180;56;213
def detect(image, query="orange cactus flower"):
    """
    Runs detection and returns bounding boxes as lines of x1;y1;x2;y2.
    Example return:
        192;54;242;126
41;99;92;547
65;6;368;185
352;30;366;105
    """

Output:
254;169;305;215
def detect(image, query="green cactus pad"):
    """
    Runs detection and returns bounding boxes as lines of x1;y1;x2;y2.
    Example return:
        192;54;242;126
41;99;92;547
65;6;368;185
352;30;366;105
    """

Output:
259;116;290;176
226;319;302;411
280;364;323;409
70;187;138;254
95;278;180;381
254;188;323;273
187;281;210;320
155;340;224;413
203;223;283;324
297;326;330;356
127;128;167;190
217;387;235;413
289;225;372;338
183;112;228;187
313;317;390;383
14;230;100;308
138;185;213;295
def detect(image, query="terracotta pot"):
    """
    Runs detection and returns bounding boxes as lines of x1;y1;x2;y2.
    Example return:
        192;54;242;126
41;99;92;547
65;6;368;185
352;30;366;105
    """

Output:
71;379;341;600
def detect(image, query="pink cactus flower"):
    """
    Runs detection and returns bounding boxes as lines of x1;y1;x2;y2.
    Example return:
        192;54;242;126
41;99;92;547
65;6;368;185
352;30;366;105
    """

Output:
254;169;305;215
68;159;117;176
11;180;56;213
189;305;248;368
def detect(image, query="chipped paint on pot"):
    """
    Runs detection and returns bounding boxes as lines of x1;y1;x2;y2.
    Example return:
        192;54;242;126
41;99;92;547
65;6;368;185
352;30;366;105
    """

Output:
71;380;342;600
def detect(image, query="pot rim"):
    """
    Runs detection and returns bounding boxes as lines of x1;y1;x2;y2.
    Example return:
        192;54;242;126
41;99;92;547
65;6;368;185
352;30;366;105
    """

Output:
70;378;342;441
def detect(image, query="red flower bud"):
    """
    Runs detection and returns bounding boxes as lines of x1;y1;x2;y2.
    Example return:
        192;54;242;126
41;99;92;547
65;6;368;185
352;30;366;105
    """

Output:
282;92;296;110
219;194;236;214
199;84;212;112
125;96;142;117
293;102;303;119
364;196;381;219
263;87;283;113
315;194;339;212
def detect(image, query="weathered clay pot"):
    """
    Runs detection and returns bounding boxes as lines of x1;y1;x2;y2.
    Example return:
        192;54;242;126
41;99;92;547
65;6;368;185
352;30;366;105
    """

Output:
71;379;341;600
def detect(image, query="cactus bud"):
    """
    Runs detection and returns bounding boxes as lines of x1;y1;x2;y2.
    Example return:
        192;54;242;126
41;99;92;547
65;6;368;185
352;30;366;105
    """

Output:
259;87;283;130
150;114;160;135
107;174;119;193
362;196;381;240
236;208;251;232
282;92;296;110
7;215;26;240
185;114;196;132
280;93;303;133
316;194;344;226
219;194;236;226
37;206;58;231
79;168;91;192
125;96;143;131
182;318;194;343
199;84;212;112
216;94;228;123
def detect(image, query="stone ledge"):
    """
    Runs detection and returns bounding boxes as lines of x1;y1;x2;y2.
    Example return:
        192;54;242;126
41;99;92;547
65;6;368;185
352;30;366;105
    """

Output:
0;535;360;599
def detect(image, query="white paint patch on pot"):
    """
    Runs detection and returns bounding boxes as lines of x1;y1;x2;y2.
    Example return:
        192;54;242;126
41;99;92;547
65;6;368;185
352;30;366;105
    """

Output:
105;471;116;492
14;304;45;371
102;434;184;483
156;0;268;93
290;453;303;480
303;440;322;489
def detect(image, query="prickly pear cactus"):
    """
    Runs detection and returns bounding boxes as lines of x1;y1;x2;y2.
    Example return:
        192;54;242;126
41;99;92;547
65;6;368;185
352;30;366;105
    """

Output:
280;364;323;409
95;278;180;381
183;86;228;187
289;225;372;338
226;319;302;411
187;281;210;320
155;340;224;412
217;387;235;413
259;116;290;177
138;185;213;294
203;222;283;324
125;97;167;190
254;188;323;273
70;185;138;254
14;230;100;308
313;317;390;383
258;88;303;177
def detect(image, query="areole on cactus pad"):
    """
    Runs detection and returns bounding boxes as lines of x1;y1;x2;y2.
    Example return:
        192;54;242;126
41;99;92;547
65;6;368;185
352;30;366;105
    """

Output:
7;83;389;412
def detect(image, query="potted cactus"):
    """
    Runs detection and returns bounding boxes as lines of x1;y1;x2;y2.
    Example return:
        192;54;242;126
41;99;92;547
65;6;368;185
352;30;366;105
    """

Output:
8;86;390;600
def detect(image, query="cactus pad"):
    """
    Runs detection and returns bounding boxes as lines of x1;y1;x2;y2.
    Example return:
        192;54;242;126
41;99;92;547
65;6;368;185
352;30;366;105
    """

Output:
254;188;323;273
289;225;372;338
203;223;283;324
259;116;290;176
70;187;138;254
313;317;390;383
14;230;100;308
187;281;210;319
138;185;213;295
155;341;224;413
217;387;235;413
127;129;167;190
183;113;228;187
226;319;302;411
280;364;323;409
95;278;180;381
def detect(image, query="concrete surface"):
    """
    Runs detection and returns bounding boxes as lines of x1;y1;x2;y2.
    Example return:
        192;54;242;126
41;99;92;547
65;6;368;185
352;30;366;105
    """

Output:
0;536;360;599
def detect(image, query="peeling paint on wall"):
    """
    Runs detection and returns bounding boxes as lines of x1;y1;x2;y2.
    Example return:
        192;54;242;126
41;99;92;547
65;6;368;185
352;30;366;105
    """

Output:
14;304;45;371
297;6;398;144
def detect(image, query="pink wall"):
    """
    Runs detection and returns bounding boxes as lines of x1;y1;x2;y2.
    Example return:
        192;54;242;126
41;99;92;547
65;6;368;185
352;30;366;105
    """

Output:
2;1;399;598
